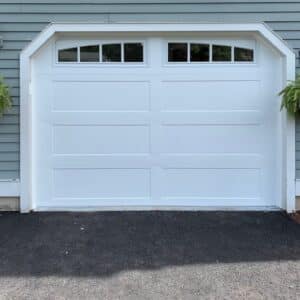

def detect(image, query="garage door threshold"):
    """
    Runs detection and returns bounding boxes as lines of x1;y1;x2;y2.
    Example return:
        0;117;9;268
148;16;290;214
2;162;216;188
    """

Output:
32;205;282;212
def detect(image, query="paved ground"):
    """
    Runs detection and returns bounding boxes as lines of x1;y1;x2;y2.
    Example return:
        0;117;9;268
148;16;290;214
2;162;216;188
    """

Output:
0;211;300;299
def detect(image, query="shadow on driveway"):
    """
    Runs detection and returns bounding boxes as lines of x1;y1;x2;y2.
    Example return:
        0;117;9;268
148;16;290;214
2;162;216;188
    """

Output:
0;211;299;277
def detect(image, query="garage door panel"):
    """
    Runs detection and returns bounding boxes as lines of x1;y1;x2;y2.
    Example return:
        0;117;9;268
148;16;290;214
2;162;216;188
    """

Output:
53;168;151;198
160;154;262;169
162;168;261;199
161;111;262;125
45;197;152;208
161;67;260;79
53;154;153;169
52;154;263;169
53;125;150;154
52;80;150;112
158;197;264;207
53;72;154;81
52;111;151;125
161;80;261;111
162;125;262;153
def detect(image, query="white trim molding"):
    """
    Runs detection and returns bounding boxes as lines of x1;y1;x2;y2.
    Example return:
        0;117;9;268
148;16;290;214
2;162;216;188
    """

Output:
20;22;296;213
0;180;20;197
295;180;300;196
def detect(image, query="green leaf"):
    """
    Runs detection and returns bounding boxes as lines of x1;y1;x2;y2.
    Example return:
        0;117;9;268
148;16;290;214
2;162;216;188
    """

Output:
280;75;300;116
0;76;12;117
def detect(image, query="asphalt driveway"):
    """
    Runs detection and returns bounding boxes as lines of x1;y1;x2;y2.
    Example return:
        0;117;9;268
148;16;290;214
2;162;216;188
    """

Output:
0;211;299;299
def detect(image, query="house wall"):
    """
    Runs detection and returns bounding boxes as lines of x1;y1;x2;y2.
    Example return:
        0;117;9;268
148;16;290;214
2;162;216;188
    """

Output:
0;0;300;181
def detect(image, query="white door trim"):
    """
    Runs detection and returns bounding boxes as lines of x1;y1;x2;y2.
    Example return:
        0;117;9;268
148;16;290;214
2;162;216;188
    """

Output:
20;22;296;213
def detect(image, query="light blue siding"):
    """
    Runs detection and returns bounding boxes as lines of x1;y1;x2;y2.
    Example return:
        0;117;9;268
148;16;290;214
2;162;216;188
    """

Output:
0;0;300;179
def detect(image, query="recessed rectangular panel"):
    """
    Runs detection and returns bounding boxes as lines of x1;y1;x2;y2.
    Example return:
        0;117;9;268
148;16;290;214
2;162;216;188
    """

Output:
53;81;150;111
163;168;260;198
162;81;260;111
53;169;150;198
54;125;150;154
162;111;262;125
162;125;261;153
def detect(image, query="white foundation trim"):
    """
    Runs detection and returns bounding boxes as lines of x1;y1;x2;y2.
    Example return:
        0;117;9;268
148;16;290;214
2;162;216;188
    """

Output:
0;180;20;197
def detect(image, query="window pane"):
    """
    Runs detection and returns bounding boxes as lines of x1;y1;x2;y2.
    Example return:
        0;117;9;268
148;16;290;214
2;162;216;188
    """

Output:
102;44;121;62
234;47;254;62
168;43;188;62
58;47;77;62
212;45;231;62
124;43;143;62
80;45;99;62
190;43;209;62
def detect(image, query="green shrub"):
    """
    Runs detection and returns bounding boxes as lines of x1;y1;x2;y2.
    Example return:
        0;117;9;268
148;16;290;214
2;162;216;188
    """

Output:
279;75;300;116
0;77;12;117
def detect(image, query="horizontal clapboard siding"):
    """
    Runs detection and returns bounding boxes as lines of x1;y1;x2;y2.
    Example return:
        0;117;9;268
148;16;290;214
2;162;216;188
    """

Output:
0;0;300;180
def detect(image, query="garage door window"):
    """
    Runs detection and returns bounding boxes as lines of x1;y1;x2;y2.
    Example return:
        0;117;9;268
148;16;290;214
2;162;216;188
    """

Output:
234;47;254;62
80;45;99;62
167;42;254;63
102;44;121;62
212;45;232;62
190;43;210;62
168;43;188;62
58;47;78;62
57;42;144;64
124;43;143;62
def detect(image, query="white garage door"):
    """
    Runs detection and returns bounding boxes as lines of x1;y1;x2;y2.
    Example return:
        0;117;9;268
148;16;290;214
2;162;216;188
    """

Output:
31;34;282;210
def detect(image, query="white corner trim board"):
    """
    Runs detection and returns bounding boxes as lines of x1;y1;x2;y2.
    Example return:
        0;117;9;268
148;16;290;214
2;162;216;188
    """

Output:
20;22;296;213
0;180;20;197
295;180;300;196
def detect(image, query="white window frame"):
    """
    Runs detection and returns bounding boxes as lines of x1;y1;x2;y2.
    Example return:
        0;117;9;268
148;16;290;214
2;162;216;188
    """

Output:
19;23;296;213
55;39;146;65
165;38;257;65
